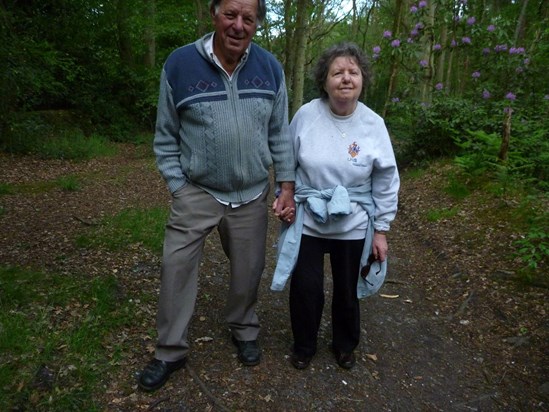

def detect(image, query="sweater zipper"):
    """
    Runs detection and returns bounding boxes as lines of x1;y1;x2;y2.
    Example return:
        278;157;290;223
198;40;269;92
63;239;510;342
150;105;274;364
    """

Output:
226;70;244;202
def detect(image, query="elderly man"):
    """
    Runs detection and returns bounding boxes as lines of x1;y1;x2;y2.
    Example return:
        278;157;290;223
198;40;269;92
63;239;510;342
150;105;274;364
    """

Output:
138;0;295;392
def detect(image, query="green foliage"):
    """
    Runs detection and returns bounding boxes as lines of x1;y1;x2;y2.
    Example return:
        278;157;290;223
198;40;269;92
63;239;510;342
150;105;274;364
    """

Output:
426;207;459;222
513;208;549;285
443;174;471;200
0;183;15;195
388;97;488;167
515;224;548;272
56;175;81;192
2;112;117;160
76;207;169;254
0;266;137;411
453;115;549;190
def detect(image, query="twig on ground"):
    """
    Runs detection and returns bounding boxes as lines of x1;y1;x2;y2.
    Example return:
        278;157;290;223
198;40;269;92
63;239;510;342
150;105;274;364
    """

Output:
147;396;169;411
450;290;475;320
186;363;231;412
384;279;407;285
72;215;99;226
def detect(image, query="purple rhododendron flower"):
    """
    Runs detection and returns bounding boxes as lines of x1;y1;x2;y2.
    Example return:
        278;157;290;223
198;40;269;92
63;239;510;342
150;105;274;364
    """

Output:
516;67;524;74
433;44;442;51
482;90;491;99
462;37;472;45
407;37;414;44
544;95;549;100
524;58;530;65
510;47;526;55
392;97;400;103
383;30;392;39
391;39;401;47
487;24;496;32
419;0;427;8
415;22;424;30
467;16;476;25
482;48;491;55
505;92;516;101
435;83;443;90
373;54;380;60
495;44;508;52
410;5;418;13
411;28;419;37
420;59;428;67
451;39;457;47
454;15;461;22
472;71;480;78
460;0;467;4
373;46;381;54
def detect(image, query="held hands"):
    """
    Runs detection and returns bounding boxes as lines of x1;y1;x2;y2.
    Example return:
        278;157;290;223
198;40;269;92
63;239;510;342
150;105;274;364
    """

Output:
273;182;296;224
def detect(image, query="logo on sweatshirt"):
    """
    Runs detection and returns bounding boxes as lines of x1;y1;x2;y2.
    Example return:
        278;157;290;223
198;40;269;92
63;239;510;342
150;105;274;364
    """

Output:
348;141;360;158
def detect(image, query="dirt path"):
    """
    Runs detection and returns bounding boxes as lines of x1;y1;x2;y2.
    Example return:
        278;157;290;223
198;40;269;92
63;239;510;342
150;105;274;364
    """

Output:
0;146;547;411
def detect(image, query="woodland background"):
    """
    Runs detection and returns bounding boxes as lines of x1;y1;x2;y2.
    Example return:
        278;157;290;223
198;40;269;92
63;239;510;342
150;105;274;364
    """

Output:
1;0;548;166
1;1;548;410
1;0;547;270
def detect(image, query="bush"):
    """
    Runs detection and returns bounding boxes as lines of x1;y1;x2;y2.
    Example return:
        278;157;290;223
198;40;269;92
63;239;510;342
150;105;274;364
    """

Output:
1;111;116;160
387;97;490;167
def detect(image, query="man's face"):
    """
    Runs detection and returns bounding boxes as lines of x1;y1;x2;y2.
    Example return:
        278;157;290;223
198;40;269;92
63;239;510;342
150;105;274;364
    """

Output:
211;0;258;65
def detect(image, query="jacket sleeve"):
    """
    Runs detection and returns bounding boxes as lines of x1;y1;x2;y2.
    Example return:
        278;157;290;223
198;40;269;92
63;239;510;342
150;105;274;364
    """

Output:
153;68;187;194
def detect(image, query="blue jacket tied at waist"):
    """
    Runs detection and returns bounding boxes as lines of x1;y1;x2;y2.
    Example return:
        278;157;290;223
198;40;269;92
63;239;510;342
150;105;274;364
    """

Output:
271;181;387;298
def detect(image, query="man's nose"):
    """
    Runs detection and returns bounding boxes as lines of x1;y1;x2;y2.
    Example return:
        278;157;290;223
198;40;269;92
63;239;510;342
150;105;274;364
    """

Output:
233;15;244;31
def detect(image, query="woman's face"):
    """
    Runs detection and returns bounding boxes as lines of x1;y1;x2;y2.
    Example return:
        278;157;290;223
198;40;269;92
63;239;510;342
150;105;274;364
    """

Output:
324;56;363;112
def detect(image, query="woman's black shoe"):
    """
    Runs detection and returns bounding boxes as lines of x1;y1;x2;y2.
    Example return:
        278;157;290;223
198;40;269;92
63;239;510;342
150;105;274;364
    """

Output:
291;353;312;369
334;350;356;369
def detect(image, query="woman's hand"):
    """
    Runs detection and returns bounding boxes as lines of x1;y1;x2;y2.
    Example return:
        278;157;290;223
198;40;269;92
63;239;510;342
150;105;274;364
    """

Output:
372;232;388;261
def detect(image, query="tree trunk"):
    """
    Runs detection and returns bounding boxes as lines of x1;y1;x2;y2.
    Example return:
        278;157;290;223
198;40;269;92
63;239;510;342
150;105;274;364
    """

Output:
436;22;447;84
116;0;134;66
498;109;512;161
143;0;156;68
421;0;436;103
513;0;529;45
195;0;210;36
382;0;405;117
289;0;310;117
283;0;296;88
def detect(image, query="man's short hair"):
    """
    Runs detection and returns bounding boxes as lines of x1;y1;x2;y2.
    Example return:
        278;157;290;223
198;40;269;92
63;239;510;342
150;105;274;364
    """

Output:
209;0;267;25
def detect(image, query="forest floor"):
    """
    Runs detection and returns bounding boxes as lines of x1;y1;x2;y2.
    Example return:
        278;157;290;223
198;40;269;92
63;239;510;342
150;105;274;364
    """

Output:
0;144;547;411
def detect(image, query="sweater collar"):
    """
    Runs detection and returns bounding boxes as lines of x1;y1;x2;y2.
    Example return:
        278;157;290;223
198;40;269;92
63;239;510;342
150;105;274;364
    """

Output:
204;33;250;79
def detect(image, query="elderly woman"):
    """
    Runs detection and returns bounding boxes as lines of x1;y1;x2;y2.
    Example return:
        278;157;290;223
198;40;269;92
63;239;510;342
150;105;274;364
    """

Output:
272;42;399;370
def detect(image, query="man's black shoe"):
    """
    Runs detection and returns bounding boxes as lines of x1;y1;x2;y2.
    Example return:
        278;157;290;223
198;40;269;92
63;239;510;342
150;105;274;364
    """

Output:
138;358;186;392
232;336;261;366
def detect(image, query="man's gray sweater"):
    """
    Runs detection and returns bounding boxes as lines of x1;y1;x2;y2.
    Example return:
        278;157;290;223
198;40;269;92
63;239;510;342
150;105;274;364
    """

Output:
153;32;295;203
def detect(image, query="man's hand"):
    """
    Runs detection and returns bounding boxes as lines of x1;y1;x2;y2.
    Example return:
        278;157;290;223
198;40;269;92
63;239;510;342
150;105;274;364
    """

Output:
273;181;296;224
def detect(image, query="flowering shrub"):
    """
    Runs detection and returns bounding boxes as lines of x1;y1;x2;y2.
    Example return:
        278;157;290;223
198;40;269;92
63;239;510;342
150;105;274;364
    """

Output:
367;0;547;189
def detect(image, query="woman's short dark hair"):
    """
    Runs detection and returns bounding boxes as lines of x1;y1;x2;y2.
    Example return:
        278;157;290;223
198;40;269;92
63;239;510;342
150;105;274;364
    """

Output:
313;42;372;100
209;0;267;26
